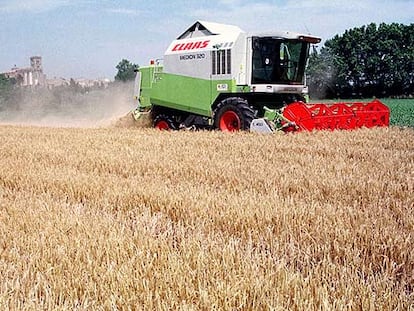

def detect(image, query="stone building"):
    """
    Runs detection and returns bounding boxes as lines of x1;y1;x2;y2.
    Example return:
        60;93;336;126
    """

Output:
3;56;46;87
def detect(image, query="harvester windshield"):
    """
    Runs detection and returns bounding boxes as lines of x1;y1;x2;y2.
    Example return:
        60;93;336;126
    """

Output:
252;37;309;85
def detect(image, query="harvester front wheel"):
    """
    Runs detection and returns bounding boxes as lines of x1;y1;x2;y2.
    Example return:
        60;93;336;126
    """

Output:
153;114;178;130
214;97;254;131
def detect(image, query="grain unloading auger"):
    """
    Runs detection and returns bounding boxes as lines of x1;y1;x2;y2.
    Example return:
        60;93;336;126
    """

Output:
133;21;390;132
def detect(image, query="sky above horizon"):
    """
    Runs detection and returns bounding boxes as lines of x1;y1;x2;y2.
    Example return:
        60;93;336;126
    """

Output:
0;0;413;80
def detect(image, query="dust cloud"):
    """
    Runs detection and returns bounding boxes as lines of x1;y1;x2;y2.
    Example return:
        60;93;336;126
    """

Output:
0;82;148;128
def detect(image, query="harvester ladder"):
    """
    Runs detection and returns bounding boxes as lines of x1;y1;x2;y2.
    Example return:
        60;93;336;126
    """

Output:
152;59;163;84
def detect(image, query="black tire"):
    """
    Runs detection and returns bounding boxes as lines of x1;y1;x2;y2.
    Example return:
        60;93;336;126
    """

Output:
213;97;255;131
153;114;178;130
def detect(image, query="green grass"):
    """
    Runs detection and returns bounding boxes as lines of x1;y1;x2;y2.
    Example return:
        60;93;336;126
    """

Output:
381;98;414;127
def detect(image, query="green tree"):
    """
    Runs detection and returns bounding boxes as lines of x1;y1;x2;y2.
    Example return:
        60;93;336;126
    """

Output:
0;73;14;91
115;59;138;82
307;23;414;98
0;74;16;108
307;49;338;99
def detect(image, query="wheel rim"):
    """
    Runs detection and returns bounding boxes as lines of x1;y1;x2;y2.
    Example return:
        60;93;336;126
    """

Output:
220;111;241;131
155;120;170;130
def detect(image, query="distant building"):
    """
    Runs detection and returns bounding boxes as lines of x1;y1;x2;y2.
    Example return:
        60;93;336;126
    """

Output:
74;78;111;88
2;56;46;87
47;77;70;88
2;56;111;89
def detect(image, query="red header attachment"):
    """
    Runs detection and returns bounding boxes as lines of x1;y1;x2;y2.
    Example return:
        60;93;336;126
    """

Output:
282;99;390;132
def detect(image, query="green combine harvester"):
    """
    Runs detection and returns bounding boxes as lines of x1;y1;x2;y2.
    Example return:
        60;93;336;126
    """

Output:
133;21;389;132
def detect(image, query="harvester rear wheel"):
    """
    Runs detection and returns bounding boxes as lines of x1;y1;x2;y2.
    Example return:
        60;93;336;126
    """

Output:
214;97;254;131
153;114;178;130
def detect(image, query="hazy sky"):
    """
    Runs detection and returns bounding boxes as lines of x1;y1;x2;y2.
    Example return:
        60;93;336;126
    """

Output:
0;0;412;79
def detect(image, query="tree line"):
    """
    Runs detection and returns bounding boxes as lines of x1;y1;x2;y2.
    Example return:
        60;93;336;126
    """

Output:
307;23;414;99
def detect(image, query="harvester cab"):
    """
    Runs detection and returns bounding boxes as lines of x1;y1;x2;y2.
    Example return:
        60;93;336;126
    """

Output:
133;21;389;132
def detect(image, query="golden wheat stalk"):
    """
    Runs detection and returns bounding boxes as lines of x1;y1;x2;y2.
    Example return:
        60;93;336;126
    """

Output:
0;126;413;310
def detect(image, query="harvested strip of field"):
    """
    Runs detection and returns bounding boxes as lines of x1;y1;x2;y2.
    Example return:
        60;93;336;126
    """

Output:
0;126;413;310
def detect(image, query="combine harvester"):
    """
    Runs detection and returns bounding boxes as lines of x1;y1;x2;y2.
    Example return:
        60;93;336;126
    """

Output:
133;21;389;132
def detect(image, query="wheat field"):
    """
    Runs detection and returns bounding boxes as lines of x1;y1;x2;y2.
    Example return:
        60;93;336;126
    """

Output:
0;125;413;310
